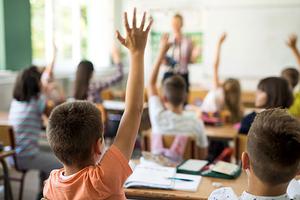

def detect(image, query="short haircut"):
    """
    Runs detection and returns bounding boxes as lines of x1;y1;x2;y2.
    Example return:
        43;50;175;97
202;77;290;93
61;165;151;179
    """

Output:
257;77;293;109
47;101;103;167
163;75;187;107
13;66;41;102
281;67;299;89
248;108;300;185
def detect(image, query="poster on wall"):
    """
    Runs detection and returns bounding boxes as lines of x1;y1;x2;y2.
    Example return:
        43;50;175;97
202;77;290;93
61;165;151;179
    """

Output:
149;9;203;63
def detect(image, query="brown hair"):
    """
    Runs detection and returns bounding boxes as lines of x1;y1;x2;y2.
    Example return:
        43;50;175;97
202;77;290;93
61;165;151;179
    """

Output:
74;60;94;100
281;67;299;89
13;66;42;102
223;78;243;123
257;77;293;109
247;108;300;185
47;101;103;167
163;75;186;107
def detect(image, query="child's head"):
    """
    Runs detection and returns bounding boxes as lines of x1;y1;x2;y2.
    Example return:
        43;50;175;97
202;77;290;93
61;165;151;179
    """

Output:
162;75;187;107
13;66;42;102
281;67;299;89
47;101;104;168
222;78;242;123
74;60;94;100
243;109;300;186
172;13;183;34
255;77;293;109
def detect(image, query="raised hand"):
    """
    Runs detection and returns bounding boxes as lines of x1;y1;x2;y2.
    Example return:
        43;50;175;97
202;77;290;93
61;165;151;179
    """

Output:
116;8;153;54
159;33;172;54
286;34;297;49
218;32;227;45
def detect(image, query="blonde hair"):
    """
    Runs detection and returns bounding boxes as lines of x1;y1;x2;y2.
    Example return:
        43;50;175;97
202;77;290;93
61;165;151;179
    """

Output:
223;78;243;123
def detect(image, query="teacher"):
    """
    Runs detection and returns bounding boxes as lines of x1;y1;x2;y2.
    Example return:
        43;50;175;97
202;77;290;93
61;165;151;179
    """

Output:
163;13;199;93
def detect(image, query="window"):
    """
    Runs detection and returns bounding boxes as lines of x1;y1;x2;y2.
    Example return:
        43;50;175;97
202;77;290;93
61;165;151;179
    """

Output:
30;0;112;72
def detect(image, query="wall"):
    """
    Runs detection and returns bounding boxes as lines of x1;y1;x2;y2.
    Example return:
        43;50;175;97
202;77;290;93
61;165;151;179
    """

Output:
0;0;32;71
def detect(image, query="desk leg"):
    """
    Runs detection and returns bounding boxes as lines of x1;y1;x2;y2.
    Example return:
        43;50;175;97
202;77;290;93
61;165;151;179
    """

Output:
0;159;13;200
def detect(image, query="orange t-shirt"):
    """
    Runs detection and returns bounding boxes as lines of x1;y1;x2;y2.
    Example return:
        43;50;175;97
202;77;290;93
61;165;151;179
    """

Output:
43;145;132;200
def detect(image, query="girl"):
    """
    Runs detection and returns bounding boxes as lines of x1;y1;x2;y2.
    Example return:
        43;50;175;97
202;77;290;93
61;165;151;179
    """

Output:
239;77;294;134
9;66;62;199
201;33;243;123
73;46;124;103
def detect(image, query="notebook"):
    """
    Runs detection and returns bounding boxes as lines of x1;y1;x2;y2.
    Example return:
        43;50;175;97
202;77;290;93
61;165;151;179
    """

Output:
125;164;202;192
177;159;208;175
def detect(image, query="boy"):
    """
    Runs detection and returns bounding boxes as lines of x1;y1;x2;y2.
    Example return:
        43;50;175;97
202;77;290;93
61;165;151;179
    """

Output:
209;108;300;200
43;8;152;199
148;33;208;159
283;34;300;117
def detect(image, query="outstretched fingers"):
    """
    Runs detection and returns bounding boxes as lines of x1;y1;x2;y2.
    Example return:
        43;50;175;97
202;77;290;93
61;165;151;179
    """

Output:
139;12;146;31
124;12;130;33
116;31;126;47
145;17;153;34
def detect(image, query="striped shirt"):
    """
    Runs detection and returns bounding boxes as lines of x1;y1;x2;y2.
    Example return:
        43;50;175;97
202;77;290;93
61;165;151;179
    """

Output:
87;63;124;103
8;96;46;156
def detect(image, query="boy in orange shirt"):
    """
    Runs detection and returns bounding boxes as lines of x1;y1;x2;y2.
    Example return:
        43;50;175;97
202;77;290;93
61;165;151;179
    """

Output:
43;8;152;200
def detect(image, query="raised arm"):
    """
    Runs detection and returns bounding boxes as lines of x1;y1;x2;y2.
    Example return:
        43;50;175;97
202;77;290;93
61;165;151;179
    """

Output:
212;33;226;89
41;41;57;87
286;34;300;67
148;33;171;96
113;8;153;160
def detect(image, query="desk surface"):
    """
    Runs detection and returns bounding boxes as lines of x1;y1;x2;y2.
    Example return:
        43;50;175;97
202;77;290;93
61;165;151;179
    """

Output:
205;125;238;140
125;171;247;200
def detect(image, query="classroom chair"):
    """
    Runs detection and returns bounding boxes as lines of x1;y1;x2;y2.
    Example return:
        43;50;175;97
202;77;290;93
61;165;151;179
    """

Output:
142;130;198;160
100;89;114;100
0;125;27;200
235;134;248;162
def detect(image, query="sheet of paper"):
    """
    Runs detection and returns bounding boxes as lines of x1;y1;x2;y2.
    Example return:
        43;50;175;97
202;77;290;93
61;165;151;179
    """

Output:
212;161;239;175
173;173;202;192
125;164;176;189
178;159;208;172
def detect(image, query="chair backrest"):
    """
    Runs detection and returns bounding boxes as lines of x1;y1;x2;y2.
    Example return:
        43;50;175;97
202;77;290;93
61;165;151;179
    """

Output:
236;134;248;162
142;130;197;160
101;89;114;100
0;124;15;148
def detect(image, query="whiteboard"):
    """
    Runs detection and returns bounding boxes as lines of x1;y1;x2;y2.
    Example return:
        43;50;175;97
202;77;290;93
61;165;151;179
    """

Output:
202;4;300;78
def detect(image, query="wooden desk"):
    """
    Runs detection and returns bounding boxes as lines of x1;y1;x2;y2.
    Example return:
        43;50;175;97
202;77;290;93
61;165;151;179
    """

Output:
205;125;238;141
0;150;15;200
125;171;247;200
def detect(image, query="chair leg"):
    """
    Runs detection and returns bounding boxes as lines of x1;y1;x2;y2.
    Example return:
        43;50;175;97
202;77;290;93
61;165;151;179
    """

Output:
18;172;27;200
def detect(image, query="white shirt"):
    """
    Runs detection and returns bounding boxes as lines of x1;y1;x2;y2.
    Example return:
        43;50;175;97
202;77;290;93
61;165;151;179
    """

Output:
209;180;300;200
148;96;208;148
201;88;224;113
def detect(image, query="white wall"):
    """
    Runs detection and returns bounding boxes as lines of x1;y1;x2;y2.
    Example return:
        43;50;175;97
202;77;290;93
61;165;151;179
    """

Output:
123;0;300;90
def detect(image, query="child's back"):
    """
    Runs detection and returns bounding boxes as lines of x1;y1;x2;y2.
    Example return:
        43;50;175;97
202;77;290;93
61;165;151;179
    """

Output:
43;9;152;200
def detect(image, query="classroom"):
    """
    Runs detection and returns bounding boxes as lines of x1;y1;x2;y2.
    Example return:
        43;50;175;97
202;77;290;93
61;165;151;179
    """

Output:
0;0;300;199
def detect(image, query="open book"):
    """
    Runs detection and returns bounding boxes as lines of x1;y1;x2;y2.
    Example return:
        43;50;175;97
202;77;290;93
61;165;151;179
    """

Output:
125;164;202;192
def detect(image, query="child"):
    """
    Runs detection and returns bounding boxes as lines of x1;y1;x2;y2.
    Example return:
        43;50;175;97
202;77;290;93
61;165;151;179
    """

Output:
73;45;124;103
43;8;152;199
41;41;65;105
9;66;62;199
239;77;293;134
282;34;300;117
201;33;243;123
148;33;208;160
209;108;300;200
